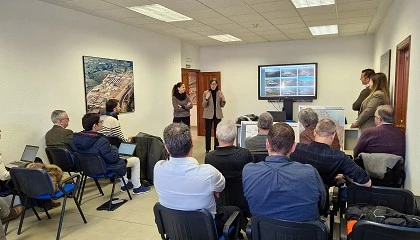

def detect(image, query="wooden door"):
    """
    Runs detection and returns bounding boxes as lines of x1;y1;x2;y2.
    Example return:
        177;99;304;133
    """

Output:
197;72;221;136
394;36;411;134
181;68;200;105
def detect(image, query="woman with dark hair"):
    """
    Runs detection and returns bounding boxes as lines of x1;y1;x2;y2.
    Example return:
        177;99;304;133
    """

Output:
172;82;193;127
202;79;226;152
351;72;390;131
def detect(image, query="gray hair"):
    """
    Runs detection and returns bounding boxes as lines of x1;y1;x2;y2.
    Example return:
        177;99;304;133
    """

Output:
315;119;336;137
216;120;236;143
298;108;319;128
51;110;67;124
163;123;192;158
376;105;394;123
258;112;273;130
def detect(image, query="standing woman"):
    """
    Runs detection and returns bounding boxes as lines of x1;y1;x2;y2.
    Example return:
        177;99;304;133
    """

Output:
351;72;390;132
172;82;193;127
203;79;226;152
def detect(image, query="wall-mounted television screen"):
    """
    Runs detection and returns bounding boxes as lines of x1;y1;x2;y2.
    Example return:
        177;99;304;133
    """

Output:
258;63;317;101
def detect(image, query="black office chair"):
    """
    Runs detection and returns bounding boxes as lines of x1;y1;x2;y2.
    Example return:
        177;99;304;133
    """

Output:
73;152;132;211
9;168;86;240
45;147;77;174
351;220;420;240
250;151;268;163
347;185;416;215
246;215;329;240
153;202;242;240
218;177;250;218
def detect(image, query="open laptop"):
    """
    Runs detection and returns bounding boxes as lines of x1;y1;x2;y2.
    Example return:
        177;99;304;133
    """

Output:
267;111;287;122
118;143;136;159
6;145;39;168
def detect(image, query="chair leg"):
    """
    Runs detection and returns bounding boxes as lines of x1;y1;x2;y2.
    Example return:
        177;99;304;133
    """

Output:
32;207;41;221
3;194;16;234
76;175;85;201
108;181;117;211
120;176;132;200
78;175;88;204
55;197;67;240
17;197;29;235
72;196;87;223
93;179;104;196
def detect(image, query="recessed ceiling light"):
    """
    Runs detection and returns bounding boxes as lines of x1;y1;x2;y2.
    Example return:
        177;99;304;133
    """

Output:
309;25;338;35
208;34;242;42
291;0;335;8
127;4;192;22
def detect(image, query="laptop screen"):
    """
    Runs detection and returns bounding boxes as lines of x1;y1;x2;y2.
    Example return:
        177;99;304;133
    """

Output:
21;145;39;162
118;143;136;156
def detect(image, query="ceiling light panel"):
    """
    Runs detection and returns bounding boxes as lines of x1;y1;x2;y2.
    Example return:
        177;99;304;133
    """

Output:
127;4;192;22
291;0;335;8
208;34;242;42
309;24;338;35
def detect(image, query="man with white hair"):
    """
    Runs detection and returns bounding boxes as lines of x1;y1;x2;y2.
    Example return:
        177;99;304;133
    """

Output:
45;110;73;149
205;120;253;213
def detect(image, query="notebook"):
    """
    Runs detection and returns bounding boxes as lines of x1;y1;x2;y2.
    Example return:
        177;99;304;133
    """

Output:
6;145;39;168
118;143;136;159
267;111;287;122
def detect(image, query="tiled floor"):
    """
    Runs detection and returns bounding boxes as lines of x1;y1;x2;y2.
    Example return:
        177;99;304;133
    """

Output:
4;127;210;240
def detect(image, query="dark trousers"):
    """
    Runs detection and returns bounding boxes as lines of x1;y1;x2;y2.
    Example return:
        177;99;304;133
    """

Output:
205;117;221;151
173;116;190;127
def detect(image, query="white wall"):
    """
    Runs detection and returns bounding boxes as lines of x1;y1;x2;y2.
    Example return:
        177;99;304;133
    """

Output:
0;0;180;162
199;36;374;123
373;0;420;194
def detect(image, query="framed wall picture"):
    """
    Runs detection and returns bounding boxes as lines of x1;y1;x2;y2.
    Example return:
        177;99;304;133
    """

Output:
83;56;135;113
380;49;391;85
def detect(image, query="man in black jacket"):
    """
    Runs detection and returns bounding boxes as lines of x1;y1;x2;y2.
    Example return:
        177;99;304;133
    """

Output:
352;69;375;112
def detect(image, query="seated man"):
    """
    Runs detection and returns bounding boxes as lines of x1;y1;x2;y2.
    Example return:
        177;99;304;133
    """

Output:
290;119;371;187
243;122;326;221
154;123;239;236
244;112;272;153
45;110;73;149
353;105;405;159
205;120;253;215
99;99;129;143
298;108;340;150
71;113;150;194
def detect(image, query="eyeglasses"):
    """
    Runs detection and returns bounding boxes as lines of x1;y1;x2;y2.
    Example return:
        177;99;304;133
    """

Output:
210;83;217;86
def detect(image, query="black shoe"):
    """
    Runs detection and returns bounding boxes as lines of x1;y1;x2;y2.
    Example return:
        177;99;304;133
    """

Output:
205;150;210;153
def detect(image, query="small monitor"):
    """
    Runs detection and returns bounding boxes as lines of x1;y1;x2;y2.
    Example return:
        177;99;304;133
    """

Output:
267;111;287;122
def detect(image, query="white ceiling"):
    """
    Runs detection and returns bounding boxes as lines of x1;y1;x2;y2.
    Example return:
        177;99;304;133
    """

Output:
38;0;394;46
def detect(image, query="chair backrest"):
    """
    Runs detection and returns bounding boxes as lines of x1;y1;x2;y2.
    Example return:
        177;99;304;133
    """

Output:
73;152;108;176
250;215;328;240
218;178;249;213
153;202;219;240
371;161;405;188
106;136;122;148
10;168;54;197
352;220;420;240
251;152;268;163
347;185;416;214
45;146;76;172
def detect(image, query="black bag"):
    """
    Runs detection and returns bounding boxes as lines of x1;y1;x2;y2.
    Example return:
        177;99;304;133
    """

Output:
236;114;258;124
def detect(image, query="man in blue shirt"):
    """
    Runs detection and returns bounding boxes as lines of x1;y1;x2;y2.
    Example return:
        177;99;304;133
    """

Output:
243;122;326;221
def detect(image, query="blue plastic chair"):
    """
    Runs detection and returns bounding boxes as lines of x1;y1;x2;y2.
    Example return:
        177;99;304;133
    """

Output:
10;168;86;240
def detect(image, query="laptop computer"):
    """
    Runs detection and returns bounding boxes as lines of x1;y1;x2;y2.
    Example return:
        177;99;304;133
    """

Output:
6;145;39;168
118;143;136;159
267;111;287;122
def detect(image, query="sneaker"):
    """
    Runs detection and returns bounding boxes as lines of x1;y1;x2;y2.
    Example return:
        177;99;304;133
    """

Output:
120;182;134;192
133;186;151;195
1;205;24;224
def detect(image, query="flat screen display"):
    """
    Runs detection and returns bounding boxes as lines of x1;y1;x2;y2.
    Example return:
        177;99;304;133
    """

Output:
258;63;317;100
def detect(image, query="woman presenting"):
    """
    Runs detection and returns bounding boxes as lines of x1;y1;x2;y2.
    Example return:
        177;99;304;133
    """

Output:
202;79;226;152
172;82;193;127
351;72;390;132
